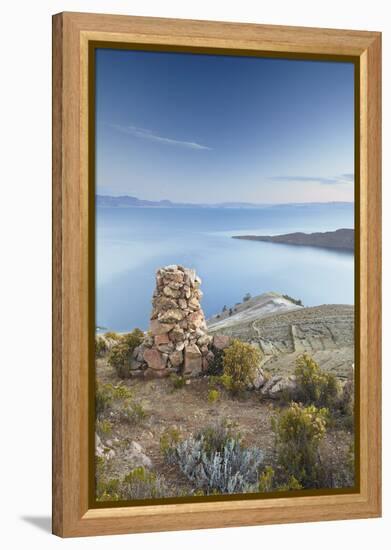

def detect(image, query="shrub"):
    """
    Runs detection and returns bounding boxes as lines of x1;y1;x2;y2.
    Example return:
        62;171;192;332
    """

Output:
243;292;252;302
294;354;341;409
120;467;170;500
95;383;114;415
282;294;303;306
104;331;121;340
258;466;302;492
170;436;263;494
96;419;112;437
95;336;108;358
170;373;186;390
198;421;241;457
205;348;224;376
160;427;182;459
208;389;220;403
222;340;261;394
108;328;144;378
96;467;171;501
95;382;133;418
120;401;148;424
96;477;121;502
272;402;328;488
164;422;263;494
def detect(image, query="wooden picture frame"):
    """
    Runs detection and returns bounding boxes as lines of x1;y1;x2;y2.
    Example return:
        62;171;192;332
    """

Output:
52;11;381;537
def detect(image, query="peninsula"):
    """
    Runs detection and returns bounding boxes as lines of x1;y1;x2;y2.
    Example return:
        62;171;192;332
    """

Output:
232;228;354;251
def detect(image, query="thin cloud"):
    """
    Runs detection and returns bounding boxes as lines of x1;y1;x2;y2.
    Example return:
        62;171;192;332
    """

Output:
111;124;211;151
269;174;354;185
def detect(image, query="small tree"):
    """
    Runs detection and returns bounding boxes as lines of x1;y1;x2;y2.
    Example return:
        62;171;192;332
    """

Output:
272;402;328;487
108;328;144;378
243;292;252;302
222;339;261;394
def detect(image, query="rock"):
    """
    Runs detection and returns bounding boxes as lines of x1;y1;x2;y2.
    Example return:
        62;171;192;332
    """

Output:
197;334;212;347
175;341;185;351
178;298;188;310
261;375;297;399
125;441;152;469
183;268;196;285
213;334;231;350
130;358;143;371
188;297;201;310
150;319;175;335
169;326;185;342
143;348;167;370
184;343;202;376
202;350;215;372
154;334;170;346
187;310;206;330
163;286;181;298
158;308;184;323
169;350;183;368
252;367;267;390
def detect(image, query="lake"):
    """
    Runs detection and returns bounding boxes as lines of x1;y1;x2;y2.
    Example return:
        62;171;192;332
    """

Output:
96;203;354;332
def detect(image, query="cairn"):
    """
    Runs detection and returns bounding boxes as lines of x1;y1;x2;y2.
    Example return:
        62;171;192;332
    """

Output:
142;265;214;377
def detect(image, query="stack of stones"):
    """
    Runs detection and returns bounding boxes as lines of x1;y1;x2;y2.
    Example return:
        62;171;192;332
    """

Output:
141;265;215;377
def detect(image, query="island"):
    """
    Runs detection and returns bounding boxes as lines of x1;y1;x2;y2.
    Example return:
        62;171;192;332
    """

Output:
232;228;354;251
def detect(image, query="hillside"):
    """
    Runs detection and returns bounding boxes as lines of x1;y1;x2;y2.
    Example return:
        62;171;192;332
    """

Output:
232;228;354;251
208;294;354;378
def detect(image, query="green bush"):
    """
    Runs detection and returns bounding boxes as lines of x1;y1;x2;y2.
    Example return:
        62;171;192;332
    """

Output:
243;292;252;302
294;354;341;409
96;467;171;501
170;373;186;390
197;421;241;457
160;427;182;459
120;401;148;424
272;402;328;488
258;465;302;493
95;383;114;415
95;382;133;417
108;328;144;378
96;419;112;437
282;294;303;306
222;339;261;394
120;467;170;500
104;331;121;340
95;336;108;358
208;389;220;403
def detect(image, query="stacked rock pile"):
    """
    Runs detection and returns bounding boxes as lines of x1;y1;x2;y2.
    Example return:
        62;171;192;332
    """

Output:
142;265;215;377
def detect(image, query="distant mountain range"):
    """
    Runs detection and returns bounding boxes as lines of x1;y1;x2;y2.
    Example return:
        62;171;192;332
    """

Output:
96;195;353;210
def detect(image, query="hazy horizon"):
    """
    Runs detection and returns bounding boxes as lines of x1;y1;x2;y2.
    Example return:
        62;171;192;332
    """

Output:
96;49;354;204
96;192;354;206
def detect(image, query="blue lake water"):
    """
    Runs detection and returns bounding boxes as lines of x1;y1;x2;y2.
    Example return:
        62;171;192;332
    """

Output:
96;203;354;332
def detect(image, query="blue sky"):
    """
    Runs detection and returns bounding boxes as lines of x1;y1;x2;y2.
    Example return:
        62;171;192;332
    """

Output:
95;48;354;204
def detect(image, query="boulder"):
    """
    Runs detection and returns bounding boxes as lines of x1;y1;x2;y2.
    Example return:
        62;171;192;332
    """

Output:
251;367;267;390
213;334;231;350
143;348;167;370
125;441;152;469
184;343;202;376
261;375;297;399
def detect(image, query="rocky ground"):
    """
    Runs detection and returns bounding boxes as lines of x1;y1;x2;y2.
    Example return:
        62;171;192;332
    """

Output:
95;353;354;497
